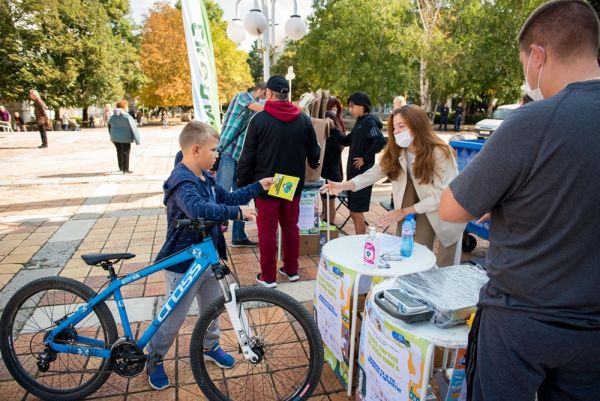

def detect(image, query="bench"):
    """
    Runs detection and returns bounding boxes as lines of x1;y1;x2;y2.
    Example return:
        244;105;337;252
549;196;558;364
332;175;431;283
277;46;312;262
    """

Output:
0;121;13;132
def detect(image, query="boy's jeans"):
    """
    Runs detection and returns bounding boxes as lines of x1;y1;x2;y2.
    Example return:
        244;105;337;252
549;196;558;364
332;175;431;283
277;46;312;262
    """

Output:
216;153;248;242
146;269;220;357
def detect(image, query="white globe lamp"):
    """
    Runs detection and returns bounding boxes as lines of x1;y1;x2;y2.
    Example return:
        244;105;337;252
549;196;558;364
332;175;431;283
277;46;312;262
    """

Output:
226;19;246;44
244;9;268;36
284;15;306;41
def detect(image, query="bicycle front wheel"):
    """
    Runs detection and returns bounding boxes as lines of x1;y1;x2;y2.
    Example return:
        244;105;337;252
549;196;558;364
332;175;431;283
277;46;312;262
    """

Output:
0;276;118;401
190;286;324;401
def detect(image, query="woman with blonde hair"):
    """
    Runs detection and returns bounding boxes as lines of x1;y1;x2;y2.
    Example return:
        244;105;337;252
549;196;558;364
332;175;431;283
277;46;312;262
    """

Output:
322;105;464;266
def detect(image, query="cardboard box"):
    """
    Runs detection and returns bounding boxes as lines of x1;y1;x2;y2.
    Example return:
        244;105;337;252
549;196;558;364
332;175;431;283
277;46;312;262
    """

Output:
299;222;339;256
305;118;329;182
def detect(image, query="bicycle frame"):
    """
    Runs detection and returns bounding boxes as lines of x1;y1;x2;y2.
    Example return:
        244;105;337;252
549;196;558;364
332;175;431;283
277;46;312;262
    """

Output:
45;237;226;359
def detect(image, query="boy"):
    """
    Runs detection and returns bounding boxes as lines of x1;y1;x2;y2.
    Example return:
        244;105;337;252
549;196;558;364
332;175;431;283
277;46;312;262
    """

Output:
331;92;385;234
146;121;272;390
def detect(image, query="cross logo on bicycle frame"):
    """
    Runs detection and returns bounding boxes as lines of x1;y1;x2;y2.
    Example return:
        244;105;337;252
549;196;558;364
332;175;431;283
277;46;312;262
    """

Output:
190;248;209;259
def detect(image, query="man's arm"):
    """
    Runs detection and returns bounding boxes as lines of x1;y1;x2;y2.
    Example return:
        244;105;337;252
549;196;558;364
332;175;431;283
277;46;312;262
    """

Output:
247;102;263;112
330;127;350;146
439;187;476;222
363;125;386;164
306;119;321;169
236;117;259;187
439;109;532;223
237;92;263;113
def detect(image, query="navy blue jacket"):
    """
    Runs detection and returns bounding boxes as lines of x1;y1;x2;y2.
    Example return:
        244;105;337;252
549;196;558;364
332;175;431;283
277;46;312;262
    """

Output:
156;163;262;273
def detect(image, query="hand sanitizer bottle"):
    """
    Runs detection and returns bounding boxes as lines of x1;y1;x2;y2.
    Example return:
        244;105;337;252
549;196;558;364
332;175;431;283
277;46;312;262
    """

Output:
363;227;379;267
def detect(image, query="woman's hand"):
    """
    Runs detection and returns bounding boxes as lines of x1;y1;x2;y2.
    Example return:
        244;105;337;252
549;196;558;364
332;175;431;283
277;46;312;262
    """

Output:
241;206;257;221
353;157;365;169
320;181;345;196
259;177;274;190
377;209;406;227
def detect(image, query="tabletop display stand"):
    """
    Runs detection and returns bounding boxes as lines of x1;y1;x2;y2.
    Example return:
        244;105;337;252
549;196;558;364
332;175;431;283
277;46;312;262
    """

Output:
356;279;470;401
314;234;437;396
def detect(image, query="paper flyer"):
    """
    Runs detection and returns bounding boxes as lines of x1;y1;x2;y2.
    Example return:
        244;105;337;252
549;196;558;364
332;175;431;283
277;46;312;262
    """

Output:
445;348;467;401
315;257;357;389
315;262;344;363
268;173;299;201
298;190;320;233
356;299;431;401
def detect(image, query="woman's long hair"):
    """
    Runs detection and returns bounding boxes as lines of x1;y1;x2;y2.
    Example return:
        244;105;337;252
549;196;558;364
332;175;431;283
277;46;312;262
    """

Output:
380;105;454;184
326;97;346;132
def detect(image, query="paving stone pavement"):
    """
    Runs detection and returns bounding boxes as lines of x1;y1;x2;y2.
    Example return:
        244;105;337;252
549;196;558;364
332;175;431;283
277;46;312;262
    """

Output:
0;126;487;400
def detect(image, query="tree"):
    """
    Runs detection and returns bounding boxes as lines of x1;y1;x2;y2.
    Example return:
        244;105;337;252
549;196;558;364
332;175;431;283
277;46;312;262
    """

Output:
274;0;415;105
138;0;252;108
0;0;141;116
451;0;546;108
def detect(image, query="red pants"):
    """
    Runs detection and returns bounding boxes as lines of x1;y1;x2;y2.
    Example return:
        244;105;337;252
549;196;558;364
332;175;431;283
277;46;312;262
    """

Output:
255;196;300;282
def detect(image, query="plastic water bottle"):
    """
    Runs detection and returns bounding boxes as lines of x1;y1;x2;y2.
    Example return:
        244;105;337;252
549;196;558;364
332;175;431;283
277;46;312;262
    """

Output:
363;227;379;267
400;214;415;257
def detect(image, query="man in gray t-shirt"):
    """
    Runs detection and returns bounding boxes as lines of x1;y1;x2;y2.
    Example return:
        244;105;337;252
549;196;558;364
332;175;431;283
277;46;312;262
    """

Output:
439;2;600;400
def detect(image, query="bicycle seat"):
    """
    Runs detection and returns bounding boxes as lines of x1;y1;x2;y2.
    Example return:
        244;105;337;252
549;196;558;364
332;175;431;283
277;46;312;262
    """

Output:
81;253;136;266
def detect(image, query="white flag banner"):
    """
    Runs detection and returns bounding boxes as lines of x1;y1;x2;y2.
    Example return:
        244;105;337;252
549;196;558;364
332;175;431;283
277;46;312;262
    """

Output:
181;0;220;131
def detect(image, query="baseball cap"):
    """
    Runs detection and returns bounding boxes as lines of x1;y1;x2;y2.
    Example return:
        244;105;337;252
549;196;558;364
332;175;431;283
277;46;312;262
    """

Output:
266;75;290;94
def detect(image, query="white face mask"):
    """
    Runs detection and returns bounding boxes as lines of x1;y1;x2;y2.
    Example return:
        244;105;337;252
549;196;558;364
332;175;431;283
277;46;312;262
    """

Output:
394;129;413;148
521;47;545;101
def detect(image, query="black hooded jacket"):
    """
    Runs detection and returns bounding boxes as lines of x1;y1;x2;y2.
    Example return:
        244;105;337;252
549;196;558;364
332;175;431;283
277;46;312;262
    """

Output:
332;113;385;179
237;100;321;198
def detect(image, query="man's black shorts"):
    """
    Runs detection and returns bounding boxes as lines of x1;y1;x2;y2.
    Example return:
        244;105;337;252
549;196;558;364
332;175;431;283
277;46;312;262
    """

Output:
348;186;372;212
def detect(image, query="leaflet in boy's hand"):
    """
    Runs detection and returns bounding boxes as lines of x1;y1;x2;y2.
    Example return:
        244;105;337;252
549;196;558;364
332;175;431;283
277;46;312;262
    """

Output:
268;173;299;201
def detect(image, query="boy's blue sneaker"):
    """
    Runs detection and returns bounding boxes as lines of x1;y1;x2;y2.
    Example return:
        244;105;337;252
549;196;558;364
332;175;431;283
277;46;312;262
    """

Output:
204;344;236;369
147;352;170;390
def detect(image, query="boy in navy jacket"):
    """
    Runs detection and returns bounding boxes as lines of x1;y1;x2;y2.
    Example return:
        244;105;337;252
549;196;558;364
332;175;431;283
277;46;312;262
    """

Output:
146;121;272;390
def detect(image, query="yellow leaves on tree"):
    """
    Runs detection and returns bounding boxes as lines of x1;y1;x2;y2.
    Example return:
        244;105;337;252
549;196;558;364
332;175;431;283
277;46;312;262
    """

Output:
138;1;253;108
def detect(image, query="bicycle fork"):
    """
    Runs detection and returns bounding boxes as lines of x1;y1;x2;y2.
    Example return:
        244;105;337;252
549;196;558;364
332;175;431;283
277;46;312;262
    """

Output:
213;265;261;363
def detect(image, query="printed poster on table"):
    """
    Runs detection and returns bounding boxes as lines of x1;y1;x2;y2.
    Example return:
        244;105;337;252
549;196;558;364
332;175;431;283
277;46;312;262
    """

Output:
314;257;357;389
356;302;431;401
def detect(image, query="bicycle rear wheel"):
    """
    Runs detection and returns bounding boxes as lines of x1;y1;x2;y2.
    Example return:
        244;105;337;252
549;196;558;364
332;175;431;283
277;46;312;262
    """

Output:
0;276;118;401
190;286;324;401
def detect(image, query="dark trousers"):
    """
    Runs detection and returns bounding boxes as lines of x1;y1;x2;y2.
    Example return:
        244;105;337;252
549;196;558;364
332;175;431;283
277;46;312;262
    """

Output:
38;124;47;146
439;115;448;131
454;115;462;132
472;307;600;401
255;196;300;282
113;142;131;172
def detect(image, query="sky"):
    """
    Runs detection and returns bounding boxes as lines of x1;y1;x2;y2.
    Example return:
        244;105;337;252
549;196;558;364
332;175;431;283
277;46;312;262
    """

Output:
129;0;314;51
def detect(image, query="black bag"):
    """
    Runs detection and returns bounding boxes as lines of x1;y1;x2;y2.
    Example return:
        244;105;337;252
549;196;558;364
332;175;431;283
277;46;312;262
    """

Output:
211;128;246;172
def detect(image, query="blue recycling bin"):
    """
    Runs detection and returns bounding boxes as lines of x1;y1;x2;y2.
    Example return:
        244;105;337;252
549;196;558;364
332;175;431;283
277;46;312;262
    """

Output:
449;139;489;251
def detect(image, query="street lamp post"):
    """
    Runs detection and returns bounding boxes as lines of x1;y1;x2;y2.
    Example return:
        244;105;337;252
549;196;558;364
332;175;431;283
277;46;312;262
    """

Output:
227;0;306;82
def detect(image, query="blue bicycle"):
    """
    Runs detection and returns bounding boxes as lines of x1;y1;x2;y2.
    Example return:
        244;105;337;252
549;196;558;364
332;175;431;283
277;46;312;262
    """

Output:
0;219;323;401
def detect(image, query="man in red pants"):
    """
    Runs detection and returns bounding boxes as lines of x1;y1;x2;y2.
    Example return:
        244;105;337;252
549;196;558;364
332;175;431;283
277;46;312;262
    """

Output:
237;75;321;287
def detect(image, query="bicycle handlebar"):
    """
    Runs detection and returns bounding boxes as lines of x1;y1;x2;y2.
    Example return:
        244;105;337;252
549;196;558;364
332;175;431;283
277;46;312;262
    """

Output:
175;219;219;231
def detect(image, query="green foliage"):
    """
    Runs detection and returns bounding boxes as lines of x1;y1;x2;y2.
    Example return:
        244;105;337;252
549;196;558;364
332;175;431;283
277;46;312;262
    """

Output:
274;0;548;110
137;0;252;107
275;0;414;104
0;0;141;109
247;41;264;84
449;0;546;106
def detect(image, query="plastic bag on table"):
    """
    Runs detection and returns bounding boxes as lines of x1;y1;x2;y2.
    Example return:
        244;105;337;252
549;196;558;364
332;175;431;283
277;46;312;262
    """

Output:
392;265;488;328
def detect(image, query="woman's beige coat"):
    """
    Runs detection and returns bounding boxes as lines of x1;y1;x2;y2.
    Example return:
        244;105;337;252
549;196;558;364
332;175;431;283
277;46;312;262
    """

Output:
351;147;466;247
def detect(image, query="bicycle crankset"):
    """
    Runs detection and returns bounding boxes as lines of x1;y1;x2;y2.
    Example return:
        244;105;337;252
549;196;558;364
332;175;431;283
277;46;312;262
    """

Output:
110;338;146;377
